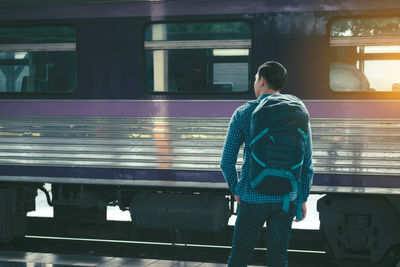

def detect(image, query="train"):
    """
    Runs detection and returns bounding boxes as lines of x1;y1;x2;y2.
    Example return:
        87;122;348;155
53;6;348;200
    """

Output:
0;0;399;266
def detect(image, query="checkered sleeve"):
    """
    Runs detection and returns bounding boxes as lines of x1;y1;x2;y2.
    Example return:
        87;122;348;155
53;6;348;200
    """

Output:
301;121;314;202
220;108;244;194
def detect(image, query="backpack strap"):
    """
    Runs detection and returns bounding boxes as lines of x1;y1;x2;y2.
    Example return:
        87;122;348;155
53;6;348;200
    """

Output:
291;160;304;171
283;194;290;213
251;128;269;145
297;128;307;140
283;177;304;221
248;99;260;106
251;151;266;168
296;184;304;221
284;173;298;213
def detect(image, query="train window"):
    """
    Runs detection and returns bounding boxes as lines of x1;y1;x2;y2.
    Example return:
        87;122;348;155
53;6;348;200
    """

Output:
144;22;251;93
330;17;400;92
0;26;76;94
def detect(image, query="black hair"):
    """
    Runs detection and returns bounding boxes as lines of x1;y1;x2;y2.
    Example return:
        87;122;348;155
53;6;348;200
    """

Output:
257;61;288;91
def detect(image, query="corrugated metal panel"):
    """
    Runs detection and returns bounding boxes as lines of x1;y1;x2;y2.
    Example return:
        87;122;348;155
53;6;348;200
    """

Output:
0;116;399;176
0;116;230;170
311;119;400;175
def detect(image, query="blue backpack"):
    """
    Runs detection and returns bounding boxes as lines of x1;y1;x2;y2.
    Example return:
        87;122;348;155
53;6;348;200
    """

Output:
249;94;309;220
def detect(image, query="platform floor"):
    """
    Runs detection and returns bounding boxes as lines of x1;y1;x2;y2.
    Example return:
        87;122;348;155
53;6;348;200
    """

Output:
0;250;248;267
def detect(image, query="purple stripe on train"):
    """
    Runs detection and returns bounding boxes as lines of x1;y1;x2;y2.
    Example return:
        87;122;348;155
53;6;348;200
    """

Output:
0;165;225;184
0;100;400;118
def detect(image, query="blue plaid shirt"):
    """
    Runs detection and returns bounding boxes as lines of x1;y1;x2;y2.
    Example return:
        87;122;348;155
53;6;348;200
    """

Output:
220;94;314;203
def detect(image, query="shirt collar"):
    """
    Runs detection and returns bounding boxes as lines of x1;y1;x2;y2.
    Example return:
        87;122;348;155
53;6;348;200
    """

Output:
258;93;272;101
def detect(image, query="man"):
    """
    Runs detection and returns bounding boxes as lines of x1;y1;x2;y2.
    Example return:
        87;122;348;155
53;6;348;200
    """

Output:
220;61;314;267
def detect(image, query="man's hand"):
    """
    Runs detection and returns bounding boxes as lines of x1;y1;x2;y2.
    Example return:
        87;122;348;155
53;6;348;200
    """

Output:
294;202;307;222
234;194;241;204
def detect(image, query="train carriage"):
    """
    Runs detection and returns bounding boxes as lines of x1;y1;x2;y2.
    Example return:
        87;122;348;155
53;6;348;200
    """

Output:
0;0;399;266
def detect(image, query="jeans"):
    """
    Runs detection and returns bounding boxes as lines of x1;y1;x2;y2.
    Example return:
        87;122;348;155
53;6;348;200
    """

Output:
227;201;296;267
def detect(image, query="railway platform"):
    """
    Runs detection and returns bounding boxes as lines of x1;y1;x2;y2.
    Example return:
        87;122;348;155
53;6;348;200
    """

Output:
0;250;251;267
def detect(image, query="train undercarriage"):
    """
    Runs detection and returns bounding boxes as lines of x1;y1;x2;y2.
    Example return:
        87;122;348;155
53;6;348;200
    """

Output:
0;183;399;267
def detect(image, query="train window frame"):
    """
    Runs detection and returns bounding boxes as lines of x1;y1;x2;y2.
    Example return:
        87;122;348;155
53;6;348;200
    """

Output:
143;20;252;95
0;25;77;95
328;16;400;95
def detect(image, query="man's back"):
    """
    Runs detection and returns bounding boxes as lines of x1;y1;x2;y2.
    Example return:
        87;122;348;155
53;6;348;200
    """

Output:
220;93;313;204
220;61;314;267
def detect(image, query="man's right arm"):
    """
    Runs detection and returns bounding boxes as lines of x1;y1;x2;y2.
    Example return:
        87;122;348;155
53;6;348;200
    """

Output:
220;109;244;194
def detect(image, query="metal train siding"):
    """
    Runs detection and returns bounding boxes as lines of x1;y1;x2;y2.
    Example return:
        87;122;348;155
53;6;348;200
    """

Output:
0;1;399;266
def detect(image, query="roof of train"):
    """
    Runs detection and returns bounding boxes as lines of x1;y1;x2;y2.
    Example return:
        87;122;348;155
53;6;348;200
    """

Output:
1;0;400;21
1;0;400;9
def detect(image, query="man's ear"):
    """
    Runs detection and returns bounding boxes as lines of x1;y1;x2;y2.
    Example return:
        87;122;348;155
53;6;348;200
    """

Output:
259;76;266;87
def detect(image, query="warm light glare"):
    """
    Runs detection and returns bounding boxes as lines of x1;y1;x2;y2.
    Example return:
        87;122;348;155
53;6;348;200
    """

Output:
364;60;400;91
364;45;400;54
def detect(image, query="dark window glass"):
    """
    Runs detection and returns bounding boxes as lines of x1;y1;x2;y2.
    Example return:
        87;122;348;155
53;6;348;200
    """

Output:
0;26;76;93
145;22;251;93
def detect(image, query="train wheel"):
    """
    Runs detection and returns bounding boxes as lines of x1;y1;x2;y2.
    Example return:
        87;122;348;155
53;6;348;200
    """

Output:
325;244;400;267
318;195;400;267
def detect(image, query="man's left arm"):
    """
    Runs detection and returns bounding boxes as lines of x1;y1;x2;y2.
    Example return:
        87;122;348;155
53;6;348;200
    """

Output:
296;121;314;221
301;121;314;202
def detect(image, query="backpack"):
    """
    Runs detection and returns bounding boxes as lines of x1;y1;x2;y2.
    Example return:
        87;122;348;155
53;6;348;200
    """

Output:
249;94;309;220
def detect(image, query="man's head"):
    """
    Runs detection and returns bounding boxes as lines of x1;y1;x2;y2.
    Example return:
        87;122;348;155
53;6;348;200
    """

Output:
254;61;288;97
